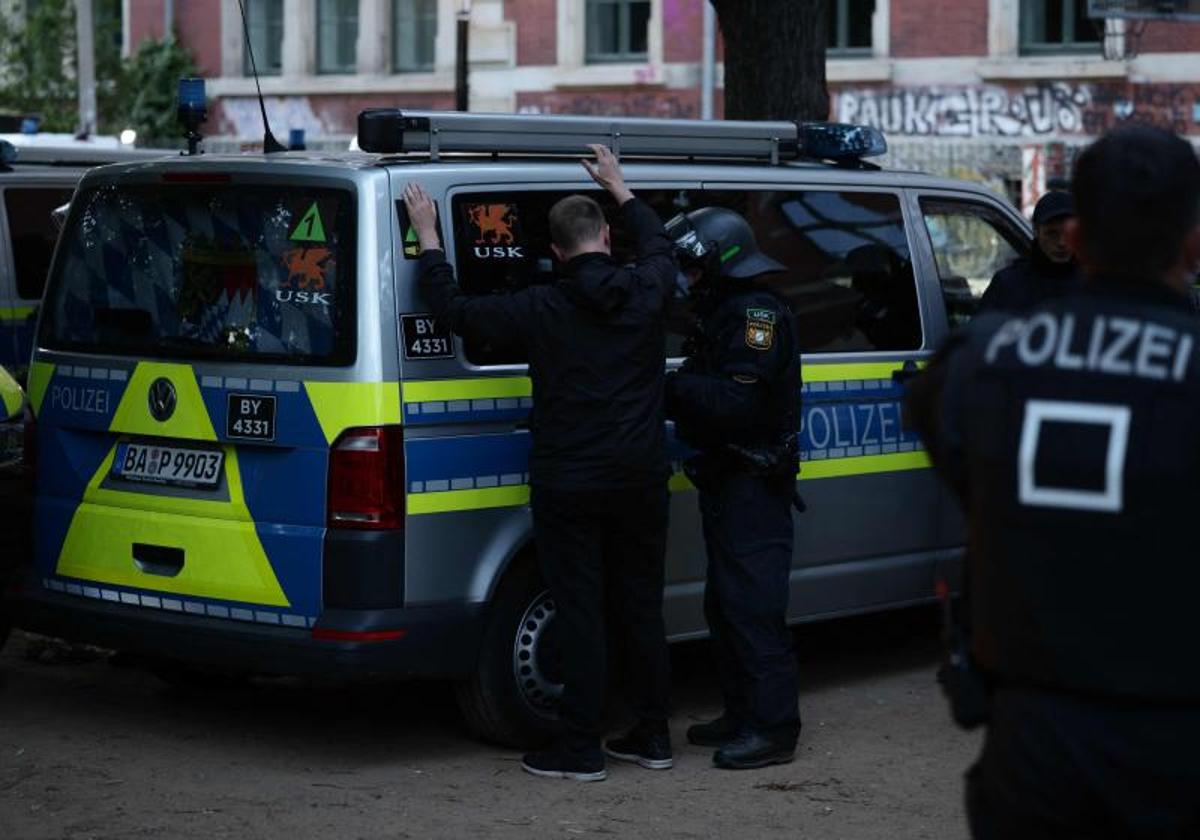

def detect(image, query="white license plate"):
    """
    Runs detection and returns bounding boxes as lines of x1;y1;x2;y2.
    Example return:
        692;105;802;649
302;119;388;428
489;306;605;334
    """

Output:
111;443;224;488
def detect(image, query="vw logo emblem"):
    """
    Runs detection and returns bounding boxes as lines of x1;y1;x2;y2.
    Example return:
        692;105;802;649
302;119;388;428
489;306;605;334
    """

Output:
148;378;177;422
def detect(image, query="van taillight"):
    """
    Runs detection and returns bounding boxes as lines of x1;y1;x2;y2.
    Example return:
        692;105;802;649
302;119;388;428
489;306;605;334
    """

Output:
327;426;405;530
22;407;36;490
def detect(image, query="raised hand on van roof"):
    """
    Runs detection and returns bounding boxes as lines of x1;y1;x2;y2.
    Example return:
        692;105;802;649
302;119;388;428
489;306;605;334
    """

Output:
403;182;442;253
582;144;634;206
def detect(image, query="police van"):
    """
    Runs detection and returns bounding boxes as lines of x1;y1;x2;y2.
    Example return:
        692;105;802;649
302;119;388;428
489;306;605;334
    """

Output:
0;137;165;380
9;111;1030;745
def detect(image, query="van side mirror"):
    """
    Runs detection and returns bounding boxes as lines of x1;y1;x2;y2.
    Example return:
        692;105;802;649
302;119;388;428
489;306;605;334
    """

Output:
0;366;25;423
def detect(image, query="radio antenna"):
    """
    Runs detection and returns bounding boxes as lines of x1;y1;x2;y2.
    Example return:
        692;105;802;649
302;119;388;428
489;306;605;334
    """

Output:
236;0;286;153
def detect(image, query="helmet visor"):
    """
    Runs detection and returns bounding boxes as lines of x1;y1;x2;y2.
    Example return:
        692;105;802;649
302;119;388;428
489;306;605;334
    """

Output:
665;214;711;264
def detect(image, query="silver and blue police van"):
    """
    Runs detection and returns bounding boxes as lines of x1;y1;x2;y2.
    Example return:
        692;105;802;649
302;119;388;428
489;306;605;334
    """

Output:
8;111;1031;745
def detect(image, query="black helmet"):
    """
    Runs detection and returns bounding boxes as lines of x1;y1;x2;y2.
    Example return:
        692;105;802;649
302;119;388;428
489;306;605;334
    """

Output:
665;206;786;280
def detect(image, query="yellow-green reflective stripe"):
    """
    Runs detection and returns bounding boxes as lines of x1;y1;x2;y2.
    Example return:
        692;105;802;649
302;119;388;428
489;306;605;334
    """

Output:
409;452;930;514
802;361;921;383
403;377;532;404
407;484;529;515
305;381;403;443
0;365;23;417
27;361;54;415
800;450;930;479
0;305;35;322
400;363;923;406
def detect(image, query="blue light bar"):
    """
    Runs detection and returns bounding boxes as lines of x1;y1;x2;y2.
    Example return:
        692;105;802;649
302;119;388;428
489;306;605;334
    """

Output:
177;77;207;117
799;122;887;163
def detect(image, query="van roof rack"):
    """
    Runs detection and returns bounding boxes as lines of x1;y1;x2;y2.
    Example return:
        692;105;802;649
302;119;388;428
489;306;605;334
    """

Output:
357;110;887;167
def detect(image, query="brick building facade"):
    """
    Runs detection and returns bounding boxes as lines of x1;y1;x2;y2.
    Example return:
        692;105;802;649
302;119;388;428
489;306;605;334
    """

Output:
123;0;1200;206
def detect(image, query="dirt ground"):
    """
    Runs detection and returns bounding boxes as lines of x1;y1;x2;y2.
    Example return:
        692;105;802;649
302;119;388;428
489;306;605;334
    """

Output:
0;607;981;840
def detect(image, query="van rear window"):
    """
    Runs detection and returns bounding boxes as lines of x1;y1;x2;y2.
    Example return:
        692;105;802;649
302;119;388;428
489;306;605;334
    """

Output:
40;184;355;365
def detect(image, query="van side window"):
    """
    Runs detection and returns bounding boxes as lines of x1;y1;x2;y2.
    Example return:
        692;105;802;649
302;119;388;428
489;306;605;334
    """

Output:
450;189;627;366
5;187;75;300
919;198;1029;329
447;188;921;366
675;189;922;354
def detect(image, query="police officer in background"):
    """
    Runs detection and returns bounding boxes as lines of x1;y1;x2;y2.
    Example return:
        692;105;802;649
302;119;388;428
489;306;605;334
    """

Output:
906;125;1200;837
978;190;1081;314
665;207;802;770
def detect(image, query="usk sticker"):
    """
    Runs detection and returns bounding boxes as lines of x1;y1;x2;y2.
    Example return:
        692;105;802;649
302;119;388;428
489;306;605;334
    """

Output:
290;202;327;243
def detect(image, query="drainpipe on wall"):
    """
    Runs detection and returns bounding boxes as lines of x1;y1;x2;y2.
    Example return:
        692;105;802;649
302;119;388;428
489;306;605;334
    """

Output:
164;0;174;39
700;2;715;120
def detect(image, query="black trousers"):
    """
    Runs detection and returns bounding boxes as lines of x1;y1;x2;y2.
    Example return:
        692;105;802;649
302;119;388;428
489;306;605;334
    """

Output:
698;471;800;739
530;483;671;749
968;688;1200;839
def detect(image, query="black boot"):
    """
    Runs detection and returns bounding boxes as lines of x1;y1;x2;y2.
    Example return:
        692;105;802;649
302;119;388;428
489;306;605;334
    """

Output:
712;730;796;770
686;715;739;747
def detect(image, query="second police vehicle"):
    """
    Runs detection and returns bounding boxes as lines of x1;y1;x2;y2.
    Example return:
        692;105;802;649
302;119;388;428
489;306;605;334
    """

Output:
7;109;1031;745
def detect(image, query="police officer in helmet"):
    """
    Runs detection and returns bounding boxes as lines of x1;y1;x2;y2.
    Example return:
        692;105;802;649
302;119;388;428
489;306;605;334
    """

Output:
907;125;1200;837
665;205;802;770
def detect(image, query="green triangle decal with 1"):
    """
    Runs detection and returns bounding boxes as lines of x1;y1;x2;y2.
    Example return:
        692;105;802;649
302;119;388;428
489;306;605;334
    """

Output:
290;202;327;243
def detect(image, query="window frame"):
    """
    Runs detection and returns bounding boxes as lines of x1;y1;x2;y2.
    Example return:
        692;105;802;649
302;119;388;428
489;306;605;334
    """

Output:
828;0;874;58
2;184;76;303
585;0;652;64
392;0;438;73
914;191;1032;333
316;0;360;75
438;180;929;371
1019;0;1101;55
243;0;284;77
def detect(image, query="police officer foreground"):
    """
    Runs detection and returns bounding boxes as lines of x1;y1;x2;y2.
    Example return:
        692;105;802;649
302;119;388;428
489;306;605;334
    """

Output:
978;190;1081;314
405;146;676;783
906;125;1200;837
665;207;802;770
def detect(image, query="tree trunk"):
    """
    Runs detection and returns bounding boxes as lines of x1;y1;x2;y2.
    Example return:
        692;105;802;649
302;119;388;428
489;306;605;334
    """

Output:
710;0;829;123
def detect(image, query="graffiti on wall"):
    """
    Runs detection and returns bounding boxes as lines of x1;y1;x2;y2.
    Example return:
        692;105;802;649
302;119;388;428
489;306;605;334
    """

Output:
835;83;1198;138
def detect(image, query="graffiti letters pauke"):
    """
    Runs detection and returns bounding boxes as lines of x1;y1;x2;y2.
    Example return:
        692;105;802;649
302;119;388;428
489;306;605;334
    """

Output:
836;83;1092;138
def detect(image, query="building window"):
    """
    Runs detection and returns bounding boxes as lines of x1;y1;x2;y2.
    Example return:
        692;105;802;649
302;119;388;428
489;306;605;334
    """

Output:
317;0;359;74
585;0;650;63
244;0;283;76
828;0;874;56
393;0;437;72
1020;0;1101;53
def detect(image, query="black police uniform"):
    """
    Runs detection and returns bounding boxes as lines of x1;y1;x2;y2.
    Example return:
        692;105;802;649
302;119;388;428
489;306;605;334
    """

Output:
419;197;676;756
977;246;1082;315
667;282;801;749
907;277;1200;838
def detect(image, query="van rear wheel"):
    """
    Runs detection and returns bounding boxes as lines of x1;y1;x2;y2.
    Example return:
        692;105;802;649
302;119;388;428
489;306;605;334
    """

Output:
455;559;564;748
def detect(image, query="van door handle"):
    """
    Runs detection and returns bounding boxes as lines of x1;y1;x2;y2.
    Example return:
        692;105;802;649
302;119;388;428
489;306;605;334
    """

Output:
133;543;185;577
891;362;921;384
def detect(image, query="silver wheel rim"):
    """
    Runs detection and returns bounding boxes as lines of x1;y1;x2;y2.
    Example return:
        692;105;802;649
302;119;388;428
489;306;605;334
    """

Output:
512;589;563;718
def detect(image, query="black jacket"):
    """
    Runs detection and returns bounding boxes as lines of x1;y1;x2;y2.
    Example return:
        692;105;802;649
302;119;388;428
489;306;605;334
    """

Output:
907;277;1200;702
666;283;799;455
977;246;1081;315
418;197;676;490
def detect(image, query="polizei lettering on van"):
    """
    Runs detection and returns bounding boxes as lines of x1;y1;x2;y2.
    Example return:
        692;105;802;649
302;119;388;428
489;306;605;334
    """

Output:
48;384;111;415
985;313;1194;382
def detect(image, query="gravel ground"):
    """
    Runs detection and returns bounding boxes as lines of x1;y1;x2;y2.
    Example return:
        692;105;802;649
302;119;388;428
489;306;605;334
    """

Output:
0;606;981;840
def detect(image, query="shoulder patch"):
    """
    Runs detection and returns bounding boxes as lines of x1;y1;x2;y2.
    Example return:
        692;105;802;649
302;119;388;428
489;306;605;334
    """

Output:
745;315;774;351
746;307;776;325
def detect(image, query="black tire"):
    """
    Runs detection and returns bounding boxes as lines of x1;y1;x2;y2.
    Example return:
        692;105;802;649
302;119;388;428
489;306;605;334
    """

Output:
455;556;564;749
